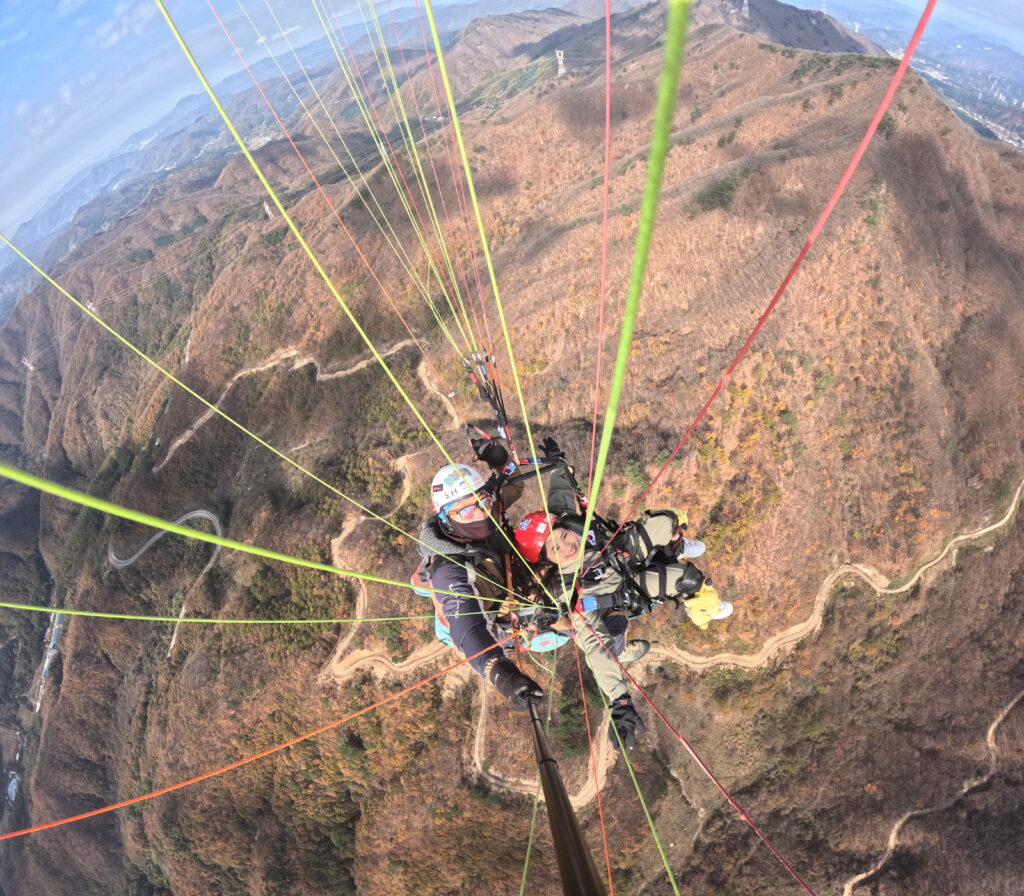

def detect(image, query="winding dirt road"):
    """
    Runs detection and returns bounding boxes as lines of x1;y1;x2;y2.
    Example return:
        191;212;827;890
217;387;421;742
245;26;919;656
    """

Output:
324;476;1024;824
154;339;415;473
649;477;1024;673
841;686;1024;895
170;345;1024;872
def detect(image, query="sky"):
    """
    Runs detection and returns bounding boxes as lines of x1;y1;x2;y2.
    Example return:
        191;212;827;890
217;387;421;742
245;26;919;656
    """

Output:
0;0;428;236
1;1;230;234
784;0;1024;51
1;0;1022;238
927;0;1024;49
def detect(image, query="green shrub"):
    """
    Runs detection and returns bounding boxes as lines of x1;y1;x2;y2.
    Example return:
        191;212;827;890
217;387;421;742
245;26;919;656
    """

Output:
694;170;744;212
705;667;753;701
178;214;208;237
623;459;649;489
260;226;289;247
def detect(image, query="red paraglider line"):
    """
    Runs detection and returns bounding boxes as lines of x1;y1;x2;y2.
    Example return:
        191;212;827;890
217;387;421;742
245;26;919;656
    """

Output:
328;0;485;346
383;0;494;354
410;0;496;356
613;0;938;531
588;0;614;487
203;0;456;396
570;632;616;893
575;613;818;896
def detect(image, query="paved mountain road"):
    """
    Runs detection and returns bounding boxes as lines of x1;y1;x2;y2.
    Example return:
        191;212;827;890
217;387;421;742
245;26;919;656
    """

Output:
107;509;222;655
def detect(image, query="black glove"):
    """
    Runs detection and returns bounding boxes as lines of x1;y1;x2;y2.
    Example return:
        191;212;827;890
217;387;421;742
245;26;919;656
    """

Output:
488;658;544;709
608;694;646;750
471;437;509;471
531;609;558;632
539;436;564;459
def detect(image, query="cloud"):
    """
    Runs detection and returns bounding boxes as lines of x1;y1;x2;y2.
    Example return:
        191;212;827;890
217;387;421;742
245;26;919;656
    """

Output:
256;25;302;47
0;29;28;49
13;73;101;140
93;1;157;49
16;100;60;139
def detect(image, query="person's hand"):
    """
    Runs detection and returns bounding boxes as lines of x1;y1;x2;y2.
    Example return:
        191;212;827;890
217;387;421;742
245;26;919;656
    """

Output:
471;437;509;471
488;658;544;709
531;609;558;631
539;436;564;459
608;694;646;750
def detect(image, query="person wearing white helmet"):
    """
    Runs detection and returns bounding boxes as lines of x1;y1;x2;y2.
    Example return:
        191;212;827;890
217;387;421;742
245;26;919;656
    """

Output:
416;456;543;709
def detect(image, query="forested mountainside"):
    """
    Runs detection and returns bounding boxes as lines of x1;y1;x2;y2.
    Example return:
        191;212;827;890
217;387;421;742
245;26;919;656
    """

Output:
1;1;1023;893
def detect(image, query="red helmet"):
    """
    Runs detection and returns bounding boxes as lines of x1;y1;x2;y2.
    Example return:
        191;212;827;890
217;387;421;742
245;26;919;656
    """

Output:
514;512;556;563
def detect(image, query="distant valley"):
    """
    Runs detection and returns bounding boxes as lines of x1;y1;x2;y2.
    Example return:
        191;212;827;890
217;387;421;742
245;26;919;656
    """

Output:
1;1;1023;894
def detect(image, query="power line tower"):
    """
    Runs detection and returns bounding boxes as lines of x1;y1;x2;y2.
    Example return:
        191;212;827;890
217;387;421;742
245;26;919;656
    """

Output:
555;49;566;76
821;0;828;15
741;0;750;18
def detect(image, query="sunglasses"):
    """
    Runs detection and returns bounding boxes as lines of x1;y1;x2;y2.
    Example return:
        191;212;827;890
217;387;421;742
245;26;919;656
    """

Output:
445;492;494;521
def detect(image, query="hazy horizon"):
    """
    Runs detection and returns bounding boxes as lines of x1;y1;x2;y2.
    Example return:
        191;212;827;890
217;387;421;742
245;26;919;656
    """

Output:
2;0;1020;240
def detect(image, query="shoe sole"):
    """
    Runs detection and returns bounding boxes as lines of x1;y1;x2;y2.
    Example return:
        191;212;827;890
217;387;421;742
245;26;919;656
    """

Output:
619;640;650;664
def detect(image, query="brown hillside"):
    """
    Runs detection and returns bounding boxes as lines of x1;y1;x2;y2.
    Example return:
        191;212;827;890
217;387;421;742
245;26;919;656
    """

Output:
2;7;1023;896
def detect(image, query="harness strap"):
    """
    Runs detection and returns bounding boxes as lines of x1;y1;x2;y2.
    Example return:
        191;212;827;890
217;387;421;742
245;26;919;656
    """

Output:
578;593;627;613
623;519;657;566
615;558;651;604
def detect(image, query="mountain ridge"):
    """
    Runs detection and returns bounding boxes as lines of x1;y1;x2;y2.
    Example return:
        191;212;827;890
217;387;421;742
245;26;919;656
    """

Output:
1;2;1023;894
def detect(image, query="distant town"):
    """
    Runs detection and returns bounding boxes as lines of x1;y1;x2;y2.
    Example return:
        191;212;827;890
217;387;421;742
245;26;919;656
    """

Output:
1;608;66;832
792;0;1024;148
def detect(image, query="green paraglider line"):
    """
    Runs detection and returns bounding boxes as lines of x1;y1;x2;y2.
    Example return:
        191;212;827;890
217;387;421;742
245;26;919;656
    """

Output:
0;235;525;604
606;701;680;896
0;600;473;626
153;0;495;530
0;460;539;608
157;0;565;604
517;650;560;895
421;0;554;518
585;0;690;519
565;0;691;605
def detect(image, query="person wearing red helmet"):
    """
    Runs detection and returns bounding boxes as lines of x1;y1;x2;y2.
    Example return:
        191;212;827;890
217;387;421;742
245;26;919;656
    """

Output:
514;438;731;749
512;460;645;745
513;511;557;563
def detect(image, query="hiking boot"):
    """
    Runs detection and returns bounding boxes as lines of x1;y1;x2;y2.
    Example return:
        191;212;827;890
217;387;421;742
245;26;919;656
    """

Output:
677;538;705;560
618;639;650;664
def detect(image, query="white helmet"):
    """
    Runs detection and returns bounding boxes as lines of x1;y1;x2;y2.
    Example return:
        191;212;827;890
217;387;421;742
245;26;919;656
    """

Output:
431;463;486;512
